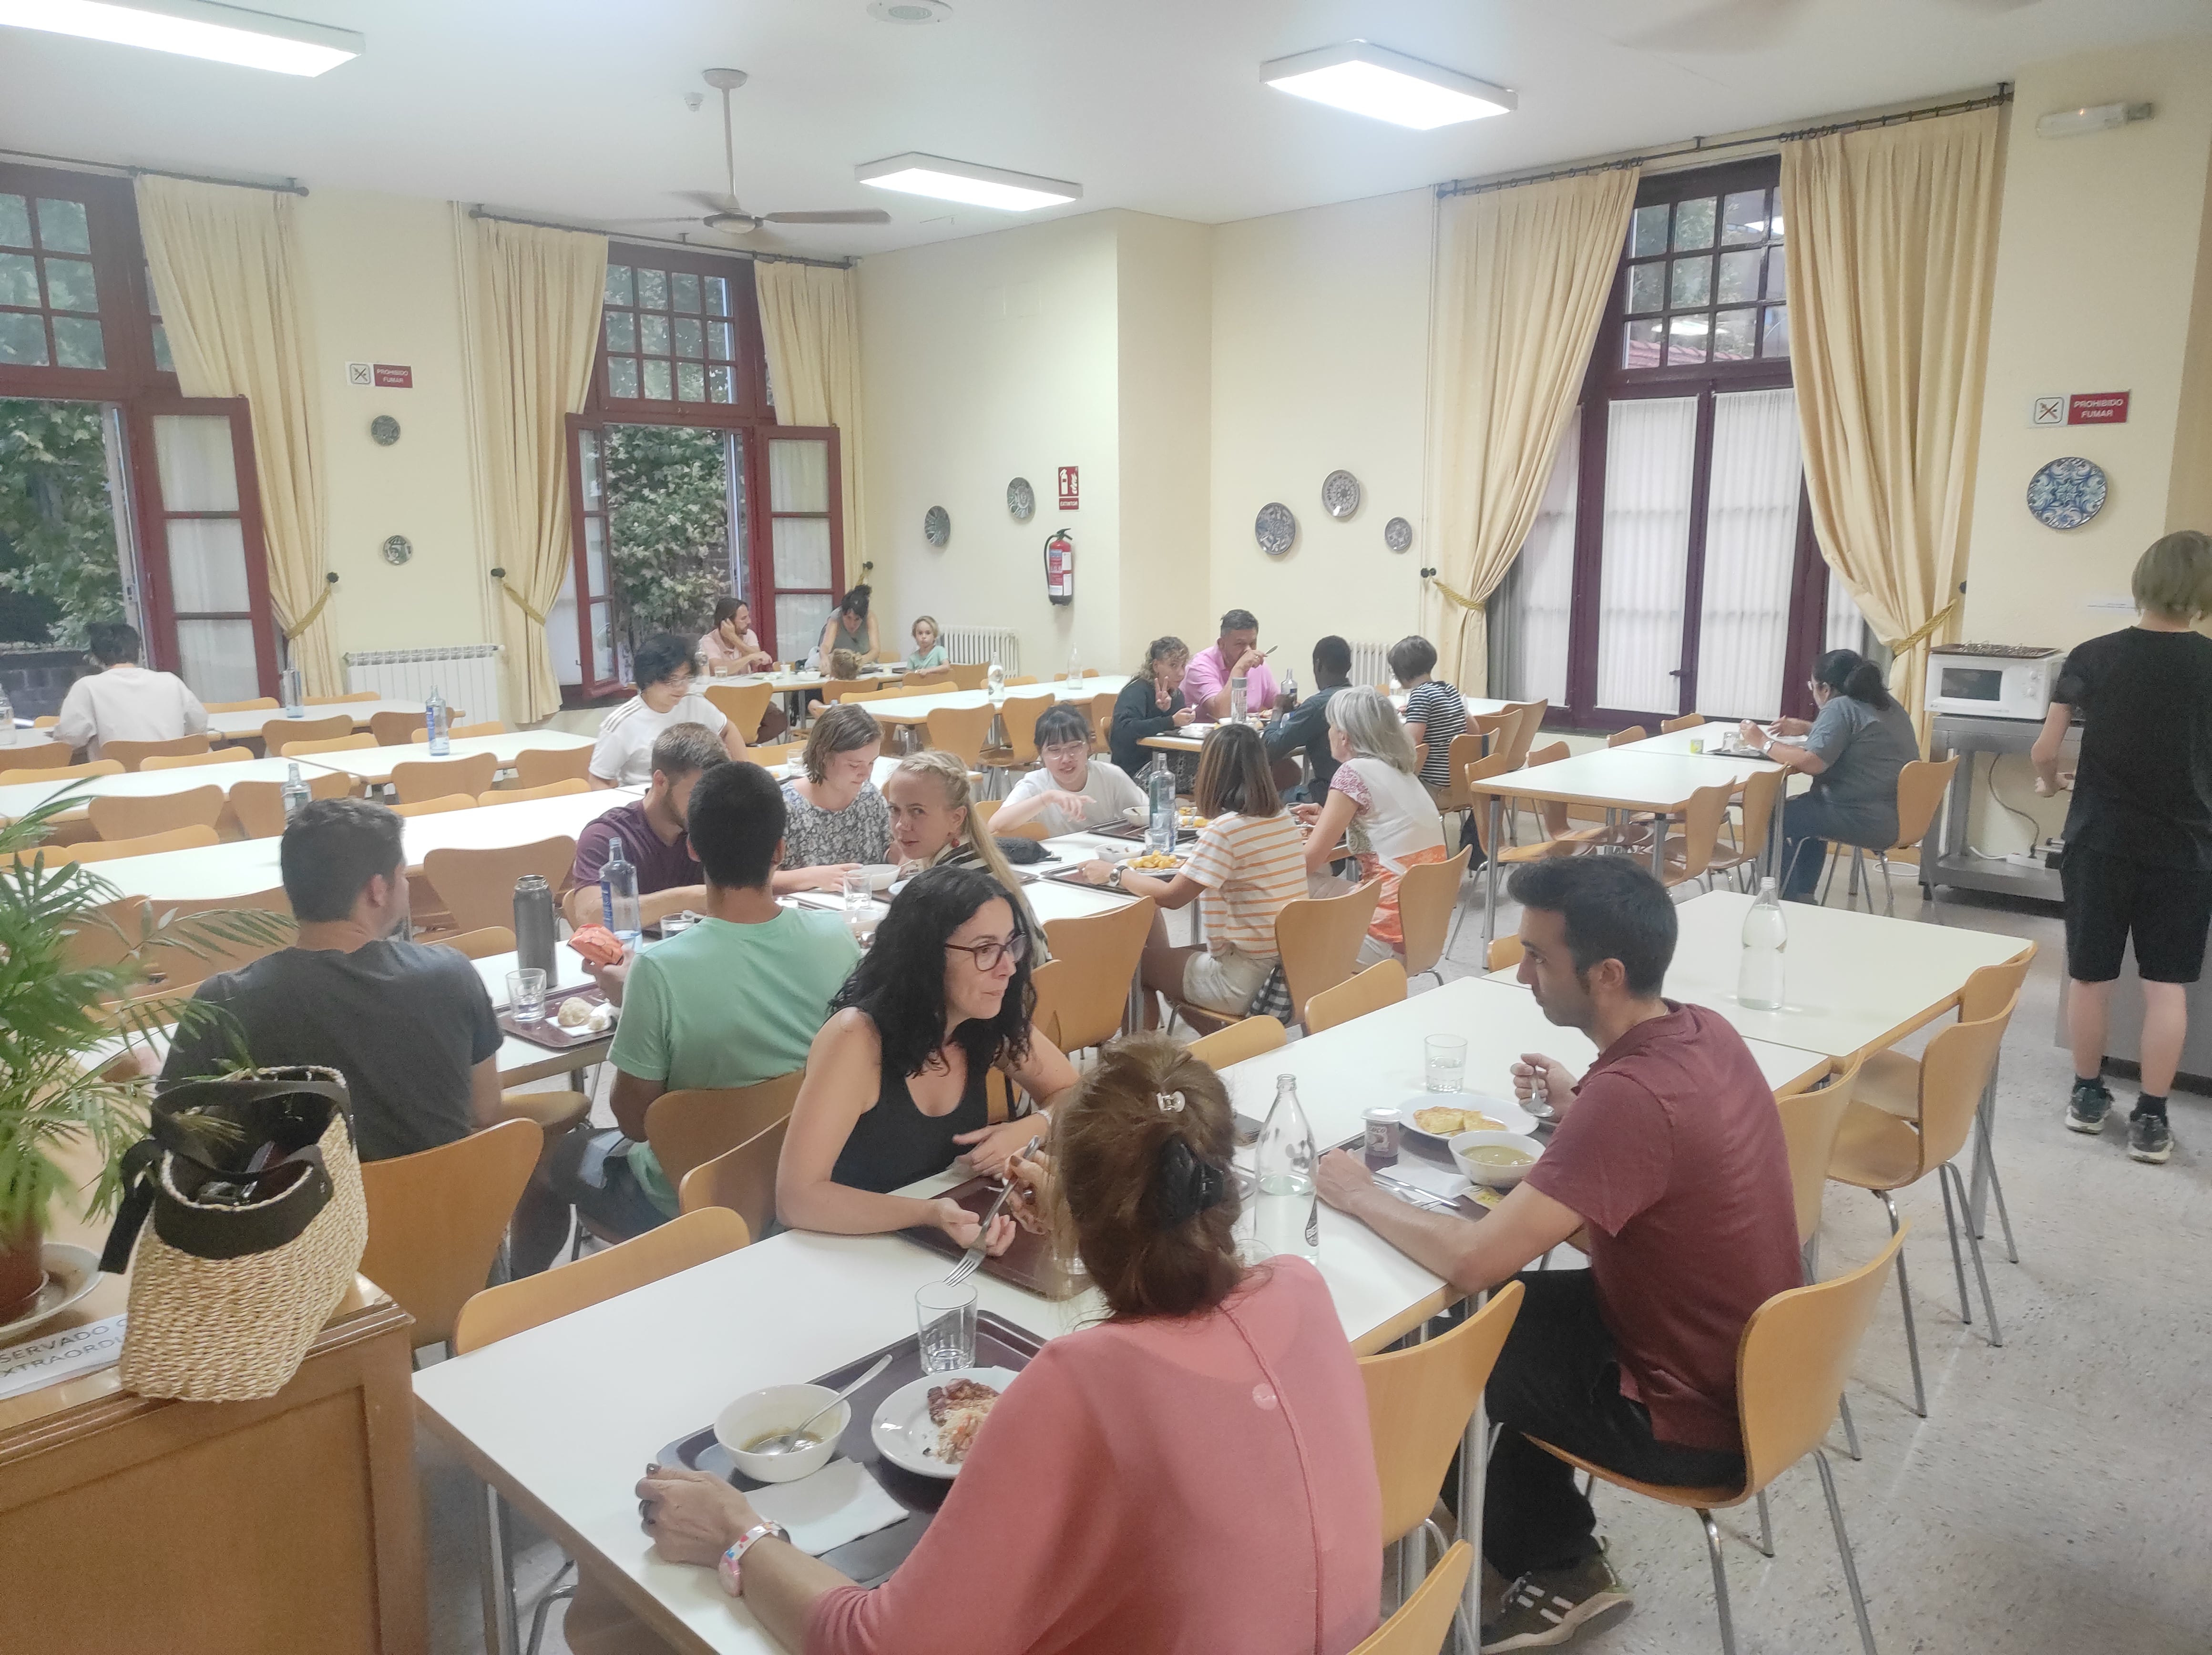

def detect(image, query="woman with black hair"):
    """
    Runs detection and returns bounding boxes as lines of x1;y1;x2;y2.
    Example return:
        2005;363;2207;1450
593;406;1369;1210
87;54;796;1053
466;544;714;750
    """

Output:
815;583;881;667
587;631;748;788
1740;648;1920;900
775;864;1079;1248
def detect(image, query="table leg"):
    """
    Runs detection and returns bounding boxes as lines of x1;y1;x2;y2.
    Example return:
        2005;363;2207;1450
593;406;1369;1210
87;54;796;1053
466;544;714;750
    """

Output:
1482;797;1501;944
1766;786;1786;883
477;1477;520;1655
1457;1290;1490;1650
1648;812;1669;878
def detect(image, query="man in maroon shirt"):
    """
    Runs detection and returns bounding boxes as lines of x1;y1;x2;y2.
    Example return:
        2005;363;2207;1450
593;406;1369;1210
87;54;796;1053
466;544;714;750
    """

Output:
1318;857;1799;1651
565;722;727;925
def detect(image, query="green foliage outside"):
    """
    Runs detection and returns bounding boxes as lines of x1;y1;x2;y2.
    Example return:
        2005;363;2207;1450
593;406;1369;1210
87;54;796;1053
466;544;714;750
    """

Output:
603;423;732;651
0;398;124;647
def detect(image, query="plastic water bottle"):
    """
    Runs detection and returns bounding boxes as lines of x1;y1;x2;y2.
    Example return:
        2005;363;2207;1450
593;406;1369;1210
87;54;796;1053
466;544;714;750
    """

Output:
1738;876;1788;1011
1229;675;1248;724
1282;668;1300;705
1147;759;1178;856
281;667;304;717
0;687;14;746
425;686;450;756
281;761;311;822
601;837;642;948
1066;646;1081;682
1255;1074;1319;1263
985;654;1005;703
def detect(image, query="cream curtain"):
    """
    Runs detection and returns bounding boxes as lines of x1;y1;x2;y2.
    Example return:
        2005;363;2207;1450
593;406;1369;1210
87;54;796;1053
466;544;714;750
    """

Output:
136;177;340;695
1425;168;1640;692
1781;106;2003;736
755;260;867;586
455;211;607;722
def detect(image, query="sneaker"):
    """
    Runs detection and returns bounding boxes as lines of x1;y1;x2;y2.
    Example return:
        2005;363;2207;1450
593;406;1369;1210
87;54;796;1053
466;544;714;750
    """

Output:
1481;1549;1633;1651
2065;1078;2113;1134
2128;1110;2173;1164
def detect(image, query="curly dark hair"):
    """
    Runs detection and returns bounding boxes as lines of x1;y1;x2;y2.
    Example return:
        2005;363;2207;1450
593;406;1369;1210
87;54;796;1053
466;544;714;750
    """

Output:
831;863;1034;1083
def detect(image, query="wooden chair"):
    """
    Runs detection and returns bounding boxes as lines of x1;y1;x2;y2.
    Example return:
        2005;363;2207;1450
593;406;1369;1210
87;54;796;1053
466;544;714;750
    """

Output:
436;926;516;959
1087;691;1116;754
1003;674;1038;687
6;824;219;867
130;888;296;994
139;745;254;770
643;1073;806;1196
231;769;352;838
1026;958;1072;1050
1186;1015;1287;1070
1396;844;1472;985
1350;1543;1474;1655
1662;713;1706;734
305;690;379;705
1274;878;1383;1028
1704;766;1784;891
1657;783;1735;890
1776;1053;1867;1462
396;793;478;819
1496;698;1547;769
1826;994;2017;1418
359;1119;543;1350
1305;959;1407;1035
748;741;801;768
260;713;353;752
102;734;212;771
392;751;498;805
703;680;775;742
88;784;225;841
969;798;1049;841
815;679;875;704
1434;732;1487;818
0;739;76;773
924;704;997;768
423;836;577;936
481;779;589;805
678;1116;789;1238
1466;750;1591;868
411;719;505;742
278;732;375;757
902;668;953;688
946;662;991;691
1486;933;1525;972
1830;756;1958;917
1037;898;1157;1053
514;744;596;788
450;1207;750;1355
979;692;1055;791
1606;725;1648;748
203;696;279;714
367;709;424;746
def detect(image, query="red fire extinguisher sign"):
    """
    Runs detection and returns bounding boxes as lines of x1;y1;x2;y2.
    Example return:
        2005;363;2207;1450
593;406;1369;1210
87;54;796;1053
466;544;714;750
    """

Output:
1056;466;1080;510
1043;530;1075;606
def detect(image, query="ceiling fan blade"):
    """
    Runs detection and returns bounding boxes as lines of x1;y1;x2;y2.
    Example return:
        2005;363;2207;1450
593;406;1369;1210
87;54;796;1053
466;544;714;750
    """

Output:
676;189;740;214
760;210;893;226
603;217;710;227
1625;0;1806;52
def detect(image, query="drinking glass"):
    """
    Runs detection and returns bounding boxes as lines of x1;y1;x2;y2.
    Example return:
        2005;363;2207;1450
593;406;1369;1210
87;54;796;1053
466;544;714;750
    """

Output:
842;868;876;940
1424;1034;1468;1093
506;968;548;1024
916;1281;978;1373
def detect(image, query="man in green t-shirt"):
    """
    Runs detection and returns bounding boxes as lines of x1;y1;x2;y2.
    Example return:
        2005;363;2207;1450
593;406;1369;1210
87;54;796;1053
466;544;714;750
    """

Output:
522;763;860;1268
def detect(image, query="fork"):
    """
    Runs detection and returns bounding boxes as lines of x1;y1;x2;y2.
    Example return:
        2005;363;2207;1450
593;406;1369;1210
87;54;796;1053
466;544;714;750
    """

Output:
943;1177;1017;1286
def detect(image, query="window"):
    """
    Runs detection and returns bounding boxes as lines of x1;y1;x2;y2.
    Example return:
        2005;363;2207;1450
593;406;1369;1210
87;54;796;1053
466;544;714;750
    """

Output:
0;193;108;371
596;248;768;414
1620;184;1788;372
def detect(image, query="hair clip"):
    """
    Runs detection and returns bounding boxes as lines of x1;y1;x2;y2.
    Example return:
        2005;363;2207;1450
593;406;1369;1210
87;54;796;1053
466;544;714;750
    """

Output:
1154;1137;1229;1226
1157;1091;1185;1113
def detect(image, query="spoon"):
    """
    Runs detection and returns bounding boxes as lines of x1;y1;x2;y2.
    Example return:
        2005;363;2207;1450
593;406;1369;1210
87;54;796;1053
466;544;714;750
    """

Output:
750;1352;893;1456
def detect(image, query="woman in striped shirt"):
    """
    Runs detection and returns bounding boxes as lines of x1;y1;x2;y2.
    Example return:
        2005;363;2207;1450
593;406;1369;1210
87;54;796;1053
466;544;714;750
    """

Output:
1392;633;1471;806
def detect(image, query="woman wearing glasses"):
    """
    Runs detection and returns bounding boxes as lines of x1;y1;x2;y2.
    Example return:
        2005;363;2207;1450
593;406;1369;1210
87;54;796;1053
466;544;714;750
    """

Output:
992;704;1146;836
776;864;1079;1251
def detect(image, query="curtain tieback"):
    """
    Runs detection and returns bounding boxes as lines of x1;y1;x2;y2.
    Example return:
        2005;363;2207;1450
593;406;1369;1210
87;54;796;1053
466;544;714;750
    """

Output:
495;578;548;629
1430;575;1485;613
282;582;335;642
1887;597;1960;655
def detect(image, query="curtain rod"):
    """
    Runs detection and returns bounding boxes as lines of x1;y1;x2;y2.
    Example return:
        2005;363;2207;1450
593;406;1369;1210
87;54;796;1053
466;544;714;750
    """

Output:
0;145;307;195
467;206;855;270
1436;85;2011;199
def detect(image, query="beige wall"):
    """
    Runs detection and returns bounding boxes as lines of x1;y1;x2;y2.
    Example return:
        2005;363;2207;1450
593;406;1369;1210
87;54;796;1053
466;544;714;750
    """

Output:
1115;213;1213;665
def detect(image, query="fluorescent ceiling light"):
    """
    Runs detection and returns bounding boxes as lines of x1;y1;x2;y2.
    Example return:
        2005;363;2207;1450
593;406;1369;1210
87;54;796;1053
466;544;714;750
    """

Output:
0;0;361;75
2034;101;2152;139
1261;40;1514;131
855;153;1081;212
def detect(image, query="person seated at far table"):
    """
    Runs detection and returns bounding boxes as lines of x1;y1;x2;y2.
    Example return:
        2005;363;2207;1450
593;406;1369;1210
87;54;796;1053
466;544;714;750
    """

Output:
524;763;860;1269
775;702;891;893
1264;633;1354;799
565;722;726;928
906;613;948;671
776;864;1078;1249
699;595;773;675
1109;634;1197;777
639;1033;1382;1655
1391;633;1472;808
993;704;1146;836
51;620;207;760
885;751;1050;960
589;632;748;789
816;582;881;667
1315;856;1800;1651
1297;687;1447;965
1180;606;1284;722
803;649;864;720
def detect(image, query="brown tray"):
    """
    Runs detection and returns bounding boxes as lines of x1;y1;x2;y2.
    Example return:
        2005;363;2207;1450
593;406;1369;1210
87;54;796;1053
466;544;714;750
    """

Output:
897;1174;1086;1299
1090;820;1197;844
655;1310;1047;1586
497;983;610;1049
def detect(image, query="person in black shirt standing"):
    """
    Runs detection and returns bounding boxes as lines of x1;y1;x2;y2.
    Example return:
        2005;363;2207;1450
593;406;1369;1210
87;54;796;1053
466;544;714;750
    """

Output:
2034;530;2212;1164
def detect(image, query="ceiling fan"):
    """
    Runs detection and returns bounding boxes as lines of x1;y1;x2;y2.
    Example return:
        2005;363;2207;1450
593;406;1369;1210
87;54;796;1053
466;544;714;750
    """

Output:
628;69;891;237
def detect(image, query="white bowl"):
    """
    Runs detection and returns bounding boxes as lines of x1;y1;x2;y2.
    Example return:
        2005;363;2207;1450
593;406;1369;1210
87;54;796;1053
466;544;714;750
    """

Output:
714;1383;850;1482
1449;1130;1546;1190
853;863;899;891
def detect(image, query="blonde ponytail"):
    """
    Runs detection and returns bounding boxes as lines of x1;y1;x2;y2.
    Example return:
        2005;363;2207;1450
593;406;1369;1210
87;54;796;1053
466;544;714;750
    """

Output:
891;751;1044;943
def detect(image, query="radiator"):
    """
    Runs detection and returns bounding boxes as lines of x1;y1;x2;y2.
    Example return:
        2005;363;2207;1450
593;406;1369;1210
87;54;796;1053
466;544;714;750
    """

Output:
941;625;1020;675
344;645;505;723
1348;640;1395;689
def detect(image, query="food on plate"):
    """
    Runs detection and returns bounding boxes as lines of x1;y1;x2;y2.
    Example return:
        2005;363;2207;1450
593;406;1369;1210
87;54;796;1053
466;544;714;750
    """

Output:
1413;1105;1504;1136
1463;1144;1535;1170
586;1002;616;1033
1472;1187;1503;1209
555;997;594;1030
1123;851;1181;870
566;924;624;967
926;1377;1001;1466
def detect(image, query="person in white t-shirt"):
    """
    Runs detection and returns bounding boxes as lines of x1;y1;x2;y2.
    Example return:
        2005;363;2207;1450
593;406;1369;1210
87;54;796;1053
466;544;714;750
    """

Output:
51;622;208;759
992;704;1146;838
588;633;748;789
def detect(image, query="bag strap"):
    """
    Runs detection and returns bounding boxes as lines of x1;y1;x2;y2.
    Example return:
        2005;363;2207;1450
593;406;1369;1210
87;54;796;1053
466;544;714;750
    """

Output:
151;1144;335;1261
97;1137;166;1275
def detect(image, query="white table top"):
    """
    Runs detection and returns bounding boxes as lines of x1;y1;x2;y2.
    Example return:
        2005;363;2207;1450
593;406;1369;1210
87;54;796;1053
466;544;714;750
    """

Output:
300;729;595;787
860;674;1130;726
1389;692;1514;720
708;666;905;694
204;699;435;738
0;755;312;820
1471;744;1779;812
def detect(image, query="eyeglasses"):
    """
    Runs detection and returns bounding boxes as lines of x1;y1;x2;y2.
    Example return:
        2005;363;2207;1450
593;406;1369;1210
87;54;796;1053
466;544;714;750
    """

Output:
946;931;1028;971
1041;740;1090;761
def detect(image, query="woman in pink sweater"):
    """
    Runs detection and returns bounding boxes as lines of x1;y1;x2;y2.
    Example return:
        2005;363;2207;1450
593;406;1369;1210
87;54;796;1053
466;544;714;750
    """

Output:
638;1034;1382;1655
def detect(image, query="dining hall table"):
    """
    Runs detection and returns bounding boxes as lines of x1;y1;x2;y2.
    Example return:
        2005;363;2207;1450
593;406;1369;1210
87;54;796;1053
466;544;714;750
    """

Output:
0;753;332;822
287;729;595;790
202;698;440;740
857;674;1132;733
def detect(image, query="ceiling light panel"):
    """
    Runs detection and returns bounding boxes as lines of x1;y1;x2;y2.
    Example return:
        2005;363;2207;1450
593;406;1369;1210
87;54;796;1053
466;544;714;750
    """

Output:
0;0;362;74
855;153;1081;212
1260;41;1514;131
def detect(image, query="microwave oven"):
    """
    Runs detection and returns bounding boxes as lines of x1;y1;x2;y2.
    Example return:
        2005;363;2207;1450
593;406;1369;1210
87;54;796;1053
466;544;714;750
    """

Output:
1923;644;2063;720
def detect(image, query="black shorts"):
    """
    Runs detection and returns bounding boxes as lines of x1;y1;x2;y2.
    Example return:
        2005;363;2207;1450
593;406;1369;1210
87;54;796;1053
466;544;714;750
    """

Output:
2060;846;2212;984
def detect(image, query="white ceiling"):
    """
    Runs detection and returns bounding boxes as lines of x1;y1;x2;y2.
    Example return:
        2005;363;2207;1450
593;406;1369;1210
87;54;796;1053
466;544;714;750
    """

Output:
1;0;2206;259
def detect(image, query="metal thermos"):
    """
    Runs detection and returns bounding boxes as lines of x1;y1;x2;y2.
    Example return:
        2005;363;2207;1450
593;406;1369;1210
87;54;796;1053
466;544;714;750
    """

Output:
513;875;557;982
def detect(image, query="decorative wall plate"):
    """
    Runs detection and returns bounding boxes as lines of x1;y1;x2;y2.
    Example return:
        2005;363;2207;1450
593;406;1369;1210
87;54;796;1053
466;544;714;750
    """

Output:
2026;456;2107;530
381;534;412;566
1321;469;1362;520
1384;516;1413;553
923;505;951;547
1255;502;1297;557
369;415;400;446
1007;477;1035;521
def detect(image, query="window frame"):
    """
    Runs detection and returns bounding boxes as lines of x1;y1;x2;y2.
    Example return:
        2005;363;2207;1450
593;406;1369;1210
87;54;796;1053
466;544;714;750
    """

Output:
0;165;160;397
585;242;770;422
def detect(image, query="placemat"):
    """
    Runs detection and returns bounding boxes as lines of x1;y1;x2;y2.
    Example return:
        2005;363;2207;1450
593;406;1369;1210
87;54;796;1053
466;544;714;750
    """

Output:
896;1175;1086;1300
497;984;609;1049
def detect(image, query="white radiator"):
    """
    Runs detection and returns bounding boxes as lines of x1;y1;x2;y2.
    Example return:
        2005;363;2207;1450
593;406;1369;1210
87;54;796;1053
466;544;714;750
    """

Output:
941;625;1020;675
1349;639;1395;689
344;645;505;723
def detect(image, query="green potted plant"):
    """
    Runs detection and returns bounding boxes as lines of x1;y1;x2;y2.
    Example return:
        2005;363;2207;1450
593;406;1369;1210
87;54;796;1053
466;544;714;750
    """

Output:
0;788;292;1322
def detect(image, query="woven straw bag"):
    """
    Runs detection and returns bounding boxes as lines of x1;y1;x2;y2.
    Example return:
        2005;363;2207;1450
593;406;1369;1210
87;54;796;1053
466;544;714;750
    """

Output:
99;1067;368;1402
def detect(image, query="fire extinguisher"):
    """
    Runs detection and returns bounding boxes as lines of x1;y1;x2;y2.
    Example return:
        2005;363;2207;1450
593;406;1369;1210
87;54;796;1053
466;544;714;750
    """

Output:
1043;529;1075;606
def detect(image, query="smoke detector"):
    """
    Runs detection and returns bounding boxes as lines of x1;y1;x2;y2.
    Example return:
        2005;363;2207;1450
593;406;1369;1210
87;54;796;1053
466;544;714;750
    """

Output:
869;0;951;21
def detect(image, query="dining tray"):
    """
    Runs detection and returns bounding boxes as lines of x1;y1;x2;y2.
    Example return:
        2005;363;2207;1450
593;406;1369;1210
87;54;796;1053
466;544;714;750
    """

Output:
896;1174;1086;1299
497;984;609;1049
1091;820;1198;844
655;1311;1047;1587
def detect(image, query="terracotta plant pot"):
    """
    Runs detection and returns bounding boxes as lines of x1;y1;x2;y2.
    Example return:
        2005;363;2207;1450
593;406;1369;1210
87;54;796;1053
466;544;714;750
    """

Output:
0;1217;48;1324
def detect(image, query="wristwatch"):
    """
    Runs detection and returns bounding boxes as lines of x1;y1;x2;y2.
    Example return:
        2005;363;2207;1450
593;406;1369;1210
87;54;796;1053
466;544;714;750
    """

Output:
1107;864;1126;890
717;1520;790;1596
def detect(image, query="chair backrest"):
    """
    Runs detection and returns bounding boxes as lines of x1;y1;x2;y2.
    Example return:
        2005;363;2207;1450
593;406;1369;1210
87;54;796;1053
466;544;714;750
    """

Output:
1518;740;1575;836
817;678;874;703
1004;674;1038;686
140;746;255;770
1737;1226;1908;1495
748;740;801;768
305;690;379;705
678;1115;789;1237
1306;958;1409;1036
1025;958;1071;1051
1037;897;1157;1052
481;778;589;805
703;680;776;741
1891;756;1957;851
1358;1282;1524;1543
903;668;953;687
925;704;998;766
946;662;990;691
1437;733;1485;811
1775;1054;1862;1248
1735;765;1784;855
0;740;77;773
1087;691;1116;752
994;693;1056;764
643;1071;807;1192
1661;713;1706;734
279;732;376;757
1668;784;1734;882
1486;933;1525;972
450;1205;752;1354
61;894;152;975
1606;725;1648;748
230;769;352;838
422;836;577;934
8;824;220;867
135;887;296;993
1186;1015;1287;1069
1460;750;1515;859
1913;993;2017;1169
367;709;423;747
1275;878;1384;1025
514;744;596;789
392;751;498;804
437;925;516;960
262;713;354;752
88;784;225;841
1499;699;1547;768
203;696;279;714
360;1118;542;1350
102;734;212;771
1958;947;2034;1020
1348;1542;1474;1655
412;719;505;742
395;792;478;818
1395;845;1473;978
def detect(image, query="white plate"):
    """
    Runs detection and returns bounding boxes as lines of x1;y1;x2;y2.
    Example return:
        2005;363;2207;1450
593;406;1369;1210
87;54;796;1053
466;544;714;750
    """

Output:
870;1366;1018;1480
0;1243;102;1343
1398;1092;1537;1142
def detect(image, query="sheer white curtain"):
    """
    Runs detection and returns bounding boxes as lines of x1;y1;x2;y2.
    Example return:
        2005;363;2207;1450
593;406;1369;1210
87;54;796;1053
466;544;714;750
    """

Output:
1825;575;1870;654
1491;417;1579;704
1596;397;1697;713
1695;387;1804;719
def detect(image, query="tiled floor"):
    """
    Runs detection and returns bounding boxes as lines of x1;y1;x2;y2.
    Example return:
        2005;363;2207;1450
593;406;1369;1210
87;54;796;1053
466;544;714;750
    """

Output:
418;868;2211;1655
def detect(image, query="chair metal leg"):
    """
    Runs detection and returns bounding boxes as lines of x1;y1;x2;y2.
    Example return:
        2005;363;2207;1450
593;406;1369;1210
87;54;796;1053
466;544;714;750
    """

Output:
524;1570;576;1655
477;1480;520;1655
1813;1449;1880;1655
1698;1508;1738;1655
1755;1490;1775;1558
1879;1191;1927;1417
1838;1390;1863;1461
1877;852;1895;917
1945;1162;2004;1347
1975;1104;2021;1264
1937;1155;1974;1327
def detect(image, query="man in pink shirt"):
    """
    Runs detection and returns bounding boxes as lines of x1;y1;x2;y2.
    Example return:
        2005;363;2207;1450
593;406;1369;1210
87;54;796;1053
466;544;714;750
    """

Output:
1179;607;1285;720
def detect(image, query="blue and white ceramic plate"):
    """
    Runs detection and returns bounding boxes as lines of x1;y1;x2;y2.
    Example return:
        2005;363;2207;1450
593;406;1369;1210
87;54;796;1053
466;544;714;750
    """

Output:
1255;501;1296;556
2026;457;2107;530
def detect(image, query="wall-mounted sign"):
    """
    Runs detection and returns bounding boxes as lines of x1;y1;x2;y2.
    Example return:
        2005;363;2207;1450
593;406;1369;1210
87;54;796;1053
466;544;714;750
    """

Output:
2030;391;2128;427
2030;395;2064;426
372;364;413;389
1056;466;1080;510
347;361;372;387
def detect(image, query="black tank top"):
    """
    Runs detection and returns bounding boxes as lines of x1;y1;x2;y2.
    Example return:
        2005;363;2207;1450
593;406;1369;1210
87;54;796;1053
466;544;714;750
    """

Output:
830;1009;992;1195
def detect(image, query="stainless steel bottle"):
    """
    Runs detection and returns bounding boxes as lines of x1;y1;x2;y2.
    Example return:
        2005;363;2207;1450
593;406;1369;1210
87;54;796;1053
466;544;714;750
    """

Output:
513;874;557;982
